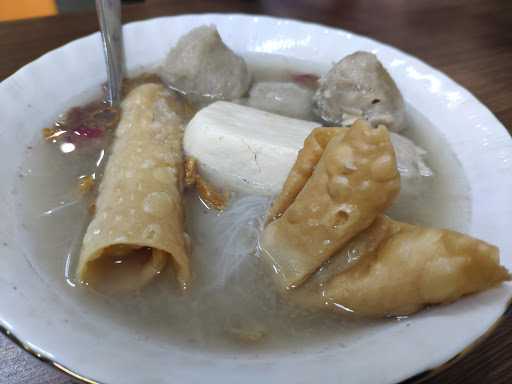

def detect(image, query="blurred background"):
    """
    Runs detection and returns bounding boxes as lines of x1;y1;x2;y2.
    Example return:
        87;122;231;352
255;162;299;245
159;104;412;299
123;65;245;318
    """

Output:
0;0;144;21
0;0;350;23
0;0;340;22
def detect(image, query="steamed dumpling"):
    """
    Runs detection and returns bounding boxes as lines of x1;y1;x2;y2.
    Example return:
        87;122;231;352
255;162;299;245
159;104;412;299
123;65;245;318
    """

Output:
160;25;251;101
313;51;406;132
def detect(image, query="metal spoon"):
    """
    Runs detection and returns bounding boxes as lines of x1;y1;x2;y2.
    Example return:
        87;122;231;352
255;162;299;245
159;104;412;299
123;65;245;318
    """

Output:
96;0;124;106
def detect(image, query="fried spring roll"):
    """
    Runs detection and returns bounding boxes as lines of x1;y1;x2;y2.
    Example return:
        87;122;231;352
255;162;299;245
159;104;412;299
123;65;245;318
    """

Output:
77;84;191;293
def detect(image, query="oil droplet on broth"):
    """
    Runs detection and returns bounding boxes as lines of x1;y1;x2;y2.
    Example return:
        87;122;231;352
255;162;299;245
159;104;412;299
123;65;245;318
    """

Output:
60;142;76;153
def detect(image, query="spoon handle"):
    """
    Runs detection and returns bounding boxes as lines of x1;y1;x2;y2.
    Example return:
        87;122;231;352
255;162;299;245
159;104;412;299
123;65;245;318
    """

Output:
96;0;124;106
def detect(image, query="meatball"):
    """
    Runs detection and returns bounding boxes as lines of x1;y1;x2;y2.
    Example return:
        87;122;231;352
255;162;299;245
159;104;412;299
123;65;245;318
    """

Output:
313;51;406;132
248;81;314;120
160;25;251;101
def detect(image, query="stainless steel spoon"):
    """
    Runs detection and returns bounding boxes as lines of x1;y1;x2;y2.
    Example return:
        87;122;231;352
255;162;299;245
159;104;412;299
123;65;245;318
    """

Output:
96;0;124;106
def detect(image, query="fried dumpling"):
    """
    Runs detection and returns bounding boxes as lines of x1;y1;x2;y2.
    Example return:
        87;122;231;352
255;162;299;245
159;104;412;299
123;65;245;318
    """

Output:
264;118;509;317
261;120;401;290
299;216;510;317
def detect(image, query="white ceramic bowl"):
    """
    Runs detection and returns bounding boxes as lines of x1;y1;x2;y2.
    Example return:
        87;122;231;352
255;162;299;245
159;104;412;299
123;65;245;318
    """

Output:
1;14;511;384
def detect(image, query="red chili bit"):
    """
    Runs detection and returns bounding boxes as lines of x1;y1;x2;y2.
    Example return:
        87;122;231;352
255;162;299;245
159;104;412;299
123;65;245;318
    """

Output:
72;125;104;139
291;73;320;89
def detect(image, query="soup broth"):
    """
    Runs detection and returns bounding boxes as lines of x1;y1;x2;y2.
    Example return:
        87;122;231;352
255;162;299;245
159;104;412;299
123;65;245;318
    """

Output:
14;54;471;353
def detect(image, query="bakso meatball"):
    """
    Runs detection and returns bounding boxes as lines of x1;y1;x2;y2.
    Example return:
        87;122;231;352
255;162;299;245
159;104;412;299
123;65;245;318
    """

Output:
160;25;251;101
313;51;406;132
248;82;314;120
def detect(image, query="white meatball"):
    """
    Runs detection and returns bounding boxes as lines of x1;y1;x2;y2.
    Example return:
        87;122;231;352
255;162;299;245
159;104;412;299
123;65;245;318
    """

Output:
160;25;251;101
313;51;406;132
248;82;314;120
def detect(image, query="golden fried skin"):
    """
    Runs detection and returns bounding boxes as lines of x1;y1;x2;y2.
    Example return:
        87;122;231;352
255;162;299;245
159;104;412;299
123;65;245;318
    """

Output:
266;127;343;223
261;121;401;290
184;156;228;210
184;157;199;187
299;216;510;317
